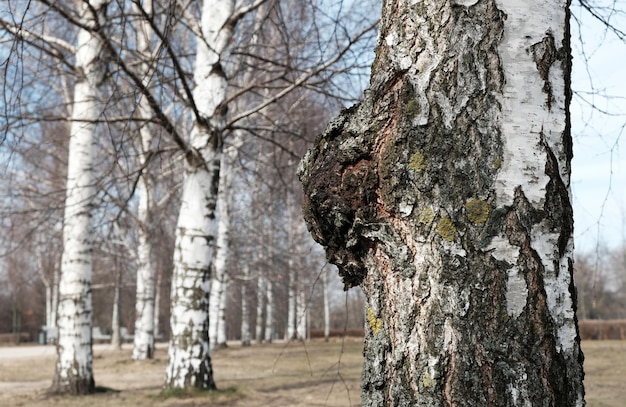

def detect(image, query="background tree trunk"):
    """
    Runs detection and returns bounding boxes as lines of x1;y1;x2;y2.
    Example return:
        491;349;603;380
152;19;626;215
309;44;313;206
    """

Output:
240;262;251;346
300;0;585;405
255;275;266;343
264;281;274;343
110;265;122;351
286;262;297;340
131;0;157;361
165;0;241;387
209;143;236;350
322;267;330;342
51;0;108;395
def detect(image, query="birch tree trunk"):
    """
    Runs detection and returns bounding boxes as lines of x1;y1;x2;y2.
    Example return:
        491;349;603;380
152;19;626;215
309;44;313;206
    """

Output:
51;0;108;395
153;267;161;340
132;0;157;361
110;265;122;350
322;267;330;342
255;275;265;343
264;222;275;343
295;284;306;340
264;281;274;343
286;259;296;340
240;262;251;346
165;0;236;389
209;143;236;350
51;264;60;334
300;0;585;404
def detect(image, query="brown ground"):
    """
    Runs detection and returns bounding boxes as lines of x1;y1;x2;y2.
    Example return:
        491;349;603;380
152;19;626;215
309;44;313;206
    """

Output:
0;339;623;406
0;339;362;407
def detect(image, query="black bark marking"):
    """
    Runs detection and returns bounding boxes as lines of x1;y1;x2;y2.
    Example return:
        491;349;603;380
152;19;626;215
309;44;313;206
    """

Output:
530;31;567;111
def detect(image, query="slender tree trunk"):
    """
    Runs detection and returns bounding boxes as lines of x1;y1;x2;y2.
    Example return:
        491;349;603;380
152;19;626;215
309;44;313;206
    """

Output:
286;260;296;340
264;221;275;343
51;262;59;336
165;0;237;389
240;262;251;346
322;268;330;342
154;267;161;340
285;191;297;341
110;265;122;350
296;282;306;340
45;283;53;329
264;281;274;343
300;0;585;404
209;144;236;349
132;0;157;361
51;0;108;395
255;275;265;343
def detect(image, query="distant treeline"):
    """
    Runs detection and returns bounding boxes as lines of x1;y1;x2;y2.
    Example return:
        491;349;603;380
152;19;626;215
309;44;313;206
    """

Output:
579;320;626;340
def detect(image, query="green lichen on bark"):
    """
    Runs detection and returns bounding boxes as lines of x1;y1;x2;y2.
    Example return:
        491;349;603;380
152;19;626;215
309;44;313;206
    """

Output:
408;151;426;172
493;157;502;169
436;217;456;241
405;99;421;117
366;307;383;334
465;198;490;224
418;207;435;226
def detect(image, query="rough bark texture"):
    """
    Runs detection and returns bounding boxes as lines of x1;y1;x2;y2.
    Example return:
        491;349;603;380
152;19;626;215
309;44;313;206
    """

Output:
51;0;108;395
299;0;585;405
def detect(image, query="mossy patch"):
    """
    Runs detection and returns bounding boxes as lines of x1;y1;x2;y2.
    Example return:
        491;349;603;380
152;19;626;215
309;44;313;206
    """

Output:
406;99;421;117
493;157;502;169
418;207;435;226
366;307;382;335
436;218;456;242
408;151;426;173
465;199;490;224
422;373;435;388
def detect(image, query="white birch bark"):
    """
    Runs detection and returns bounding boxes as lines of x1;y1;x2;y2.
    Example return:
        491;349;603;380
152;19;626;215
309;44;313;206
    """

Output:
45;283;52;328
322;268;330;342
52;0;108;395
165;0;235;389
240;262;251;346
264;280;274;343
286;259;296;340
153;267;161;340
300;0;585;404
255;274;265;343
50;263;60;342
209;143;237;349
132;0;157;361
296;282;306;340
110;267;122;350
38;255;58;332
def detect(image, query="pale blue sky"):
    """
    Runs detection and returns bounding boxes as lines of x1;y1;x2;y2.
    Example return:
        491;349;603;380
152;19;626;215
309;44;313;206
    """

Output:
570;3;626;253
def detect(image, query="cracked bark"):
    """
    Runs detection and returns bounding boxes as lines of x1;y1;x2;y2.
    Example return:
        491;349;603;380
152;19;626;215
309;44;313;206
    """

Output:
299;0;584;405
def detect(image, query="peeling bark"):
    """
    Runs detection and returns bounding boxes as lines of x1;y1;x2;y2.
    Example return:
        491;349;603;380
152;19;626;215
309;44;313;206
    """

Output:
300;0;584;404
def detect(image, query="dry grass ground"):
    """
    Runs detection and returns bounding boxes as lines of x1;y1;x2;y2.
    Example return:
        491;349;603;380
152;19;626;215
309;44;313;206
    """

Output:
0;339;623;406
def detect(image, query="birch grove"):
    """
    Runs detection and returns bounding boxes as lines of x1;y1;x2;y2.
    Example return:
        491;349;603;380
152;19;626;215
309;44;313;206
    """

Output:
1;0;384;394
